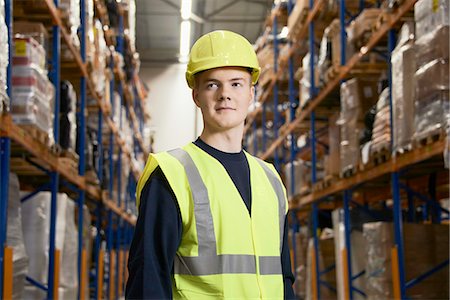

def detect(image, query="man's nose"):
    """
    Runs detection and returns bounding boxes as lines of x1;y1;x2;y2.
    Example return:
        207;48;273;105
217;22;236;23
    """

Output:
218;85;231;101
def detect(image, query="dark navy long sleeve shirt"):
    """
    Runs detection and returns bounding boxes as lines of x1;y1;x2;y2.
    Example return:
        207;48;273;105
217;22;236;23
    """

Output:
126;139;295;299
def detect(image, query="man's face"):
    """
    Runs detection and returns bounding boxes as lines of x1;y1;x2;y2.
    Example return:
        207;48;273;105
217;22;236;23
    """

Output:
192;66;255;133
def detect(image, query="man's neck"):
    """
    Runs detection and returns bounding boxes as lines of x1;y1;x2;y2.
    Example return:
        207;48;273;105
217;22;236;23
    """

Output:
199;128;243;153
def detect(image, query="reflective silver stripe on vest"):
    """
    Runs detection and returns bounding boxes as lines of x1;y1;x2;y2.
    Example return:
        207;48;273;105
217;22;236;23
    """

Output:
255;158;286;253
259;256;282;275
174;254;256;275
169;148;217;256
168;148;282;276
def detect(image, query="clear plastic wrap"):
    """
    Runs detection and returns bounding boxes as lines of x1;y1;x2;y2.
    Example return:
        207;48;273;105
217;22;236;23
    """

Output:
317;23;332;85
306;234;336;300
283;159;309;198
246;127;275;157
288;227;309;298
339;78;378;174
415;25;449;70
11;92;53;136
414;91;450;140
392;30;415;152
414;0;449;39
59;199;78;299
13;37;46;72
7;173;29;299
363;222;449;299
332;209;366;300
91;20;108;96
299;52;319;108
21;192;77;299
371;88;391;152
0;0;9;98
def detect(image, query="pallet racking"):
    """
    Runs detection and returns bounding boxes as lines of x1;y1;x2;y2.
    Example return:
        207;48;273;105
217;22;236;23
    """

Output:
0;0;148;298
246;0;449;299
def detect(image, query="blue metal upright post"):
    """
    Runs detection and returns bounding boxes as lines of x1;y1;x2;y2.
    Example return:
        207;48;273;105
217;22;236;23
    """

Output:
97;110;103;182
78;0;87;298
109;54;115;199
94;202;102;299
288;0;296;197
47;1;61;298
107;211;114;298
309;0;317;184
273;15;280;170
343;190;353;300
0;1;12;298
312;202;320;299
388;28;406;299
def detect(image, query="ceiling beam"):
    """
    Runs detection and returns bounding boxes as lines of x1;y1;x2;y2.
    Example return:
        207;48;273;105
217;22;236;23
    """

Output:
205;0;240;19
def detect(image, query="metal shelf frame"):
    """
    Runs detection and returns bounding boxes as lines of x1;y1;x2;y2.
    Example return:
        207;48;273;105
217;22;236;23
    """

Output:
1;0;146;298
250;0;449;299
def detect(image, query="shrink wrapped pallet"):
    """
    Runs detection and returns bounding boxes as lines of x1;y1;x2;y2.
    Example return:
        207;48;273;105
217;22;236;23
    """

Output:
326;113;340;177
60;81;77;151
414;0;449;39
246;127;275;157
0;0;7;111
59;199;78;299
13;21;48;51
299;53;319;108
339;78;378;175
332;209;366;300
284;159;310;198
257;44;275;87
12;36;46;71
91;19;109;96
391;22;416;153
413;26;450;141
305;234;336;300
6;173;29;299
363;222;449;299
11;36;55;145
21;192;78;299
370;88;390;153
288;227;309;298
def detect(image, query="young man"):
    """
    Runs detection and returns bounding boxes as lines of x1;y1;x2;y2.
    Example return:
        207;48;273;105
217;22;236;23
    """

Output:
126;30;295;299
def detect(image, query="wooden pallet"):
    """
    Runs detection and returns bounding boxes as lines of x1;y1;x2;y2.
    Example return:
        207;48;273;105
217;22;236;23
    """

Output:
17;124;51;147
372;11;391;34
313;175;336;192
324;65;340;84
341;166;357;178
60;149;79;163
393;143;413;156
414;129;446;148
370;144;391;166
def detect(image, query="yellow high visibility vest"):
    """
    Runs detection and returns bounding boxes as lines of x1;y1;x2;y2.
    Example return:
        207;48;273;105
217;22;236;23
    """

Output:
136;143;288;299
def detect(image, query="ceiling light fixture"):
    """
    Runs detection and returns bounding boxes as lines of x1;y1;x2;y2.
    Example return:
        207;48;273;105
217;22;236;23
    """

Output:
181;0;192;20
179;20;191;63
179;0;192;63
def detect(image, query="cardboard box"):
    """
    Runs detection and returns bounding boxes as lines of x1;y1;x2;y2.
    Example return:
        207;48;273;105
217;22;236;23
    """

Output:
13;21;48;50
363;222;449;300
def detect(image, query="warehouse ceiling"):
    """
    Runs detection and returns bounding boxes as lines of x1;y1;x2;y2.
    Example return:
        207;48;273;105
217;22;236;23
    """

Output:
136;0;273;64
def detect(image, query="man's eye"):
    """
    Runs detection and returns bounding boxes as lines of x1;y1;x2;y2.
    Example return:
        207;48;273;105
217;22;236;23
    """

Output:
207;83;218;88
232;82;242;87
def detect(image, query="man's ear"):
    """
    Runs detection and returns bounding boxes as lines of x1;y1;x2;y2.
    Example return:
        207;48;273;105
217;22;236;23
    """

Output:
248;85;255;106
192;89;200;107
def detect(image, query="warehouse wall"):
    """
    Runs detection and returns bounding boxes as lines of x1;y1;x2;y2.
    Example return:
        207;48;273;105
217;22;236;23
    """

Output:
140;63;203;152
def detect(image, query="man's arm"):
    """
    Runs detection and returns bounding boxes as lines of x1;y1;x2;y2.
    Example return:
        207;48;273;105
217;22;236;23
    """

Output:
282;214;296;299
126;167;182;299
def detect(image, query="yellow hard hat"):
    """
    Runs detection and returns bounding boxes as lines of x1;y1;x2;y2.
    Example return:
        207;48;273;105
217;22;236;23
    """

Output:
186;30;261;88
